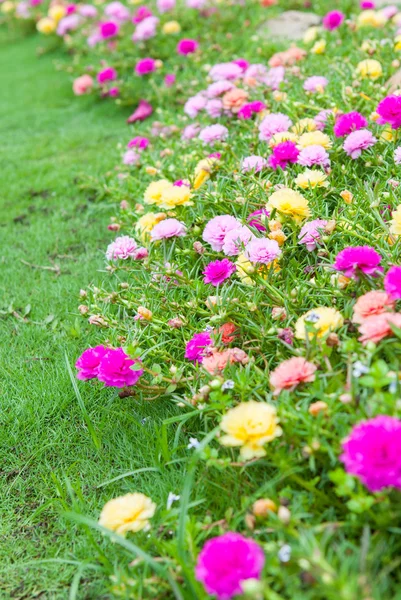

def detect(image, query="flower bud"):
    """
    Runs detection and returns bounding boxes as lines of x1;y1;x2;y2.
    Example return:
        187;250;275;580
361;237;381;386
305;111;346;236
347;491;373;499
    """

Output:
308;401;328;416
277;506;291;525
252;498;277;518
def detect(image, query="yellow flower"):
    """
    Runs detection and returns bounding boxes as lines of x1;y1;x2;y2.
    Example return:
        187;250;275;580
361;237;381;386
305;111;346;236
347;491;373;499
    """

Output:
298;131;332;149
311;39;326;55
36;16;56;33
159;185;191;209
395;35;401;51
269;131;298;147
295;307;344;340
193;156;219;189
295;169;328;190
137;306;152;321
357;9;386;28
99;493;156;535
303;26;319;44
390;205;401;235
272;90;287;102
267;188;311;223
1;1;14;13
340;190;353;204
48;4;66;22
269;230;286;245
162;20;181;34
356;59;383;80
220;401;282;460
393;12;401;26
144;179;172;205
381;125;394;142
236;253;256;286
291;118;317;135
360;40;375;53
136;212;166;239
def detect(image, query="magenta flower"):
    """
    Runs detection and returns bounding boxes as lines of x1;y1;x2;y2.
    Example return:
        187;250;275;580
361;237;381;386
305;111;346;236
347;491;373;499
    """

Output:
233;58;249;71
360;1;375;8
127;136;149;150
322;10;345;30
298;219;328;251
132;5;152;23
97;67;117;84
151;218;186;241
333;245;382;279
99;21;119;39
127;100;153;123
341;416;401;492
334;111;368;137
269;140;299;170
195;532;265;600
185;332;212;362
343;129;376;159
135;58;156;76
177;38;198;55
203;259;236;286
203;215;241;251
377;95;401;129
97;348;143;387
303;76;328;93
247;209;270;232
164;73;176;87
75;345;108;380
384;265;401;299
237;100;266;120
245;238;281;264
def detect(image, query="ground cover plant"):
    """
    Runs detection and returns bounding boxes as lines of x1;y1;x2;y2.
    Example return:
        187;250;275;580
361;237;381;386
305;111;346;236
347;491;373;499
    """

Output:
3;0;401;598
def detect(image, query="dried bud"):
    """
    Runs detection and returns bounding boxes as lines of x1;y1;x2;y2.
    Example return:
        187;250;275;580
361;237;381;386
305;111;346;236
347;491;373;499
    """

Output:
79;289;87;298
107;223;121;231
168;318;184;329
309;401;328;416
120;282;129;289
78;304;88;315
245;514;256;530
326;333;339;347
324;219;336;234
277;506;291;525
252;498;277;518
193;241;205;254
88;315;108;327
272;307;287;321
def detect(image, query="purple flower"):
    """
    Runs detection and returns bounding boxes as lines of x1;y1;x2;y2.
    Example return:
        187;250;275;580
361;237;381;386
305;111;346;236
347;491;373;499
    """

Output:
105;1;130;21
195;532;265;600
269;141;299;170
334;111;368;137
237;100;266;120
298;219;328;251
184;332;212;362
199;124;228;145
303;76;328;93
245;238;281;264
259;113;292;142
177;38;198;55
376;95;401;129
164;73;176;87
75;345;108;380
127;100;153;123
341;416;401;492
384;265;401;299
241;155;268;173
203;215;241;251
322;10;345;30
97;348;143;388
151;218;186;240
206;99;223;118
262;66;285;90
123;149;140;165
333;245;382;279
203;258;236;286
343;129;376;159
298;145;330;168
135;57;156;76
247;209;270;232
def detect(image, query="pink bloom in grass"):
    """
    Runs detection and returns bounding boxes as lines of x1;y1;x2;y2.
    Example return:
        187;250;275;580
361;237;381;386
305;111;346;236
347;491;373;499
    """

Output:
97;347;143;387
79;4;97;17
185;331;212;362
353;290;395;323
241;155;268;173
123;149;140;165
233;58;249;71
394;147;401;164
182;123;201;140
334;111;368;137
209;62;243;81
157;0;175;12
298;219;328;251
202;347;248;374
360;1;375;8
106;236;137;260
73;74;94;95
97;67;117;84
108;87;119;97
259;113;292;142
206;99;223;118
132;15;158;42
377;95;401;129
184;94;207;118
207;80;235;98
203;215;241;251
303;76;328;93
270;356;317;395
203;258;236;286
132;5;152;23
135;58;156;76
164;73;176;87
315;109;334;130
358;313;401;344
199;124;228;145
177;38;198;55
263;66;285;90
75;345;108;380
343;129;376;159
247;209;270;232
298;145;330;168
322;10;345;30
105;2;130;21
245;238;281;264
384;265;401;299
237;100;266;120
150;218;186;240
333;246;382;279
341;416;401;492
269;141;299;170
195;532;265;600
99;21;119;38
127;100;153;123
222;226;255;256
128;136;149;150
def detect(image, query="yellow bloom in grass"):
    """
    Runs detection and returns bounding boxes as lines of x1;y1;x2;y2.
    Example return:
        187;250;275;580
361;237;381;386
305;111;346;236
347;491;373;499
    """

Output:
340;190;353;204
394;12;401;26
357;9;386;28
356;59;383;80
36;16;56;33
220;401;282;460
48;4;66;22
136;212;166;239
144;179;172;205
1;1;14;13
267;188;311;224
272;90;287;102
159;185;192;209
236;253;256;286
303;26;319;44
390;205;401;236
162;20;181;34
295;169;328;190
298;131;332;149
295;307;344;340
193;156;219;189
291;118;317;135
395;35;401;51
99;493;156;535
311;39;326;55
381;125;394;142
269;131;298;148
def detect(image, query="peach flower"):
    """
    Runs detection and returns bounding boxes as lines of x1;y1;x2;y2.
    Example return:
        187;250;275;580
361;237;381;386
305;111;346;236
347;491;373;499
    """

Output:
358;313;401;345
269;47;306;67
222;88;249;113
352;290;395;324
269;356;317;395
73;74;94;96
202;347;248;374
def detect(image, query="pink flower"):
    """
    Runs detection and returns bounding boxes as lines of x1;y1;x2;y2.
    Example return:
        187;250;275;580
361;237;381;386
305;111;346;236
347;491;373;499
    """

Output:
384;265;401;299
106;236;138;260
241;155;268;172
97;67;117;84
185;331;212;362
233;58;249;71
358;313;401;344
206;80;235;98
353;290;395;323
268;140;299;170
150;218;186;240
341;416;401;492
78;4;97;17
258;113;292;142
177;38;198;55
195;532;265;600
108;87;119;97
247;209;270;232
184;94;207;118
237;100;266;120
97;347;143;387
245;238;281;264
105;1;130;21
303;76;328;93
360;1;375;8
132;15;159;42
315;109;334;130
377;95;401;129
99;21;119;39
333;245;382;279
298;145;330;167
135;58;156;76
203;215;241;251
182;123;201;140
73;74;94;95
202;347;248;374
164;73;176;87
199;124;228;145
343;129;376;158
206;99;223;118
123;149;140;165
127;99;153;123
132;5;152;23
334;111;368;137
262;66;285;90
270;357;317;395
127;136;149;150
322;10;345;30
222;227;255;256
157;0;175;12
203;259;236;286
209;62;243;81
395;147;401;164
75;345;108;380
298;219;328;251
57;14;81;35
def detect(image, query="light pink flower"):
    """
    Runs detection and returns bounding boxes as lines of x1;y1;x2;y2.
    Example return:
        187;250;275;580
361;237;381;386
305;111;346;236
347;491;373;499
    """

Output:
298;219;328;251
303;76;328;93
352;291;395;324
245;238;281;264
222;227;255;256
270;357;317;395
241;155;268;172
132;15;158;42
343;129;377;159
209;62;243;81
150;218;186;240
184;94;207;118
106;236;137;260
73;74;94;95
258;113;292;142
202;348;248;374
199;124;228;145
358;313;401;345
203;215;241;251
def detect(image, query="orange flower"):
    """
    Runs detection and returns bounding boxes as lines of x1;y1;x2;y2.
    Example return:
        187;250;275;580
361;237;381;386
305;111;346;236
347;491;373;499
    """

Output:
352;291;395;324
222;88;249;113
269;47;306;67
269;357;317;395
358;313;401;345
218;322;238;345
202;347;248;374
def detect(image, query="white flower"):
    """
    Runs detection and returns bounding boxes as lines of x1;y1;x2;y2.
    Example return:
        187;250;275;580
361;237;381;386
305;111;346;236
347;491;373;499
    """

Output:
187;437;200;450
278;544;292;563
166;492;180;510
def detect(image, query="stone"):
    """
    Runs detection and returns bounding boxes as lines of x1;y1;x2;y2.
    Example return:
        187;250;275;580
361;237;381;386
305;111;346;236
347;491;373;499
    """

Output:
258;10;321;40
